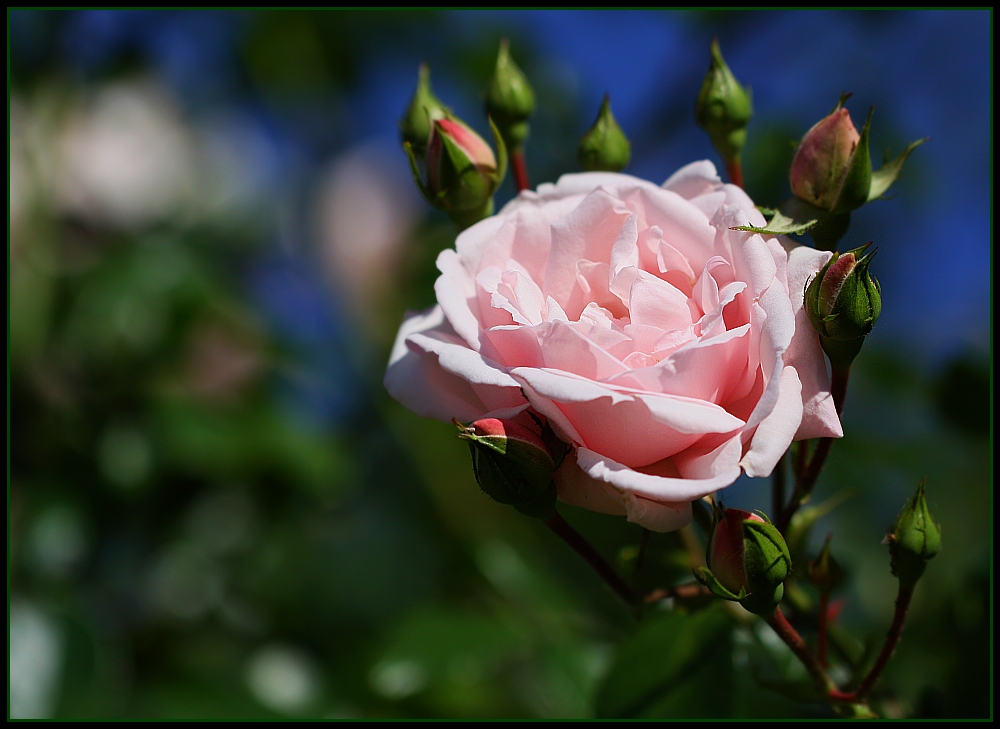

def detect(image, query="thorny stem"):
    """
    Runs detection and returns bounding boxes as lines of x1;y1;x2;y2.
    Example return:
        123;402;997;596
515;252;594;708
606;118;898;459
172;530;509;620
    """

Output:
829;584;914;703
544;510;639;608
772;452;786;518
777;366;851;533
766;607;835;695
511;149;530;192
725;158;744;189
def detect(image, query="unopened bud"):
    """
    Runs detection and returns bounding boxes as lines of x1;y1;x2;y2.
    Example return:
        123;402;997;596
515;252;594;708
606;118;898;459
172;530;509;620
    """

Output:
577;95;631;172
400;64;450;156
808;534;844;594
485;39;535;152
695;507;791;616
694;38;752;164
804;243;882;370
886;480;941;589
456;417;558;519
405;112;507;231
790;95;872;215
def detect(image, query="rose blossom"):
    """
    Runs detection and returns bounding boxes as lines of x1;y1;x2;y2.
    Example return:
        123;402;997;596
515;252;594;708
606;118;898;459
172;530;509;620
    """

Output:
385;161;842;531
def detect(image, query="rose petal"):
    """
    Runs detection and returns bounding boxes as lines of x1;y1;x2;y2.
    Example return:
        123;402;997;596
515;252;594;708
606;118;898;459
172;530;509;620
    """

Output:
740;365;804;477
576;447;743;502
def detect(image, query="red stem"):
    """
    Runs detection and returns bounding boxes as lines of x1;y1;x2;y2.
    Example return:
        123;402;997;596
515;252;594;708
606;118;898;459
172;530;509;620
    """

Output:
512;149;530;192
818;592;830;668
766;608;833;694
830;585;914;702
544;511;638;607
725;158;744;189
777;366;850;533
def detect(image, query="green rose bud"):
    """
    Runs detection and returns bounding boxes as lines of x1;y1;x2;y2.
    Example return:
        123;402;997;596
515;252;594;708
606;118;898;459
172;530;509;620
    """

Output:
485;38;535;152
885;480;941;589
400;63;450;157
808;533;844;594
577;95;631;172
804;243;882;371
694;38;752;164
694;507;791;616
456;417;562;519
405;112;508;231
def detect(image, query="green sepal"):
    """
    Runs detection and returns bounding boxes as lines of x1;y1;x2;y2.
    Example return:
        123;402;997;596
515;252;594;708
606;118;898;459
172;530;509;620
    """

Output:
867;137;928;201
488;115;508;192
513;480;557;519
404;140;435;206
437;125;491;212
731;197;823;236
693;566;744;602
831;106;873;214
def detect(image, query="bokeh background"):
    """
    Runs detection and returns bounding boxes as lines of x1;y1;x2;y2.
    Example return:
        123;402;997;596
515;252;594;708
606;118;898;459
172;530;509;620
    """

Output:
9;9;990;719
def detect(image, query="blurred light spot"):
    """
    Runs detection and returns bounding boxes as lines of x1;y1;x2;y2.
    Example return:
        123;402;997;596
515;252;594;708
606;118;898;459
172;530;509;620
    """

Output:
145;542;222;621
98;425;153;491
184;490;255;555
368;658;428;700
9;599;63;719
54;80;196;229
26;505;88;579
474;540;531;600
246;644;321;714
182;322;263;403
314;141;420;315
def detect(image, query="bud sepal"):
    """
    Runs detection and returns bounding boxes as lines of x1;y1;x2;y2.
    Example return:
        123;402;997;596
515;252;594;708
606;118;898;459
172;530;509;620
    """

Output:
577;95;631;172
399;63;450;156
485;39;535;152
695;38;752;164
885;480;941;589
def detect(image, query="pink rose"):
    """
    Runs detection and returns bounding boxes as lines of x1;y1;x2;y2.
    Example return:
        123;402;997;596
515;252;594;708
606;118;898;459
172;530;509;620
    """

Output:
385;162;842;531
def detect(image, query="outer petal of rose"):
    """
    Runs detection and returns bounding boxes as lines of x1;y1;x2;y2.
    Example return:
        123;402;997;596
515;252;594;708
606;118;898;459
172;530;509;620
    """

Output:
552;455;692;532
512;367;744;468
435;248;482;351
661;160;721;200
385;306;526;422
784;243;843;440
740;365;804;478
576;447;742;502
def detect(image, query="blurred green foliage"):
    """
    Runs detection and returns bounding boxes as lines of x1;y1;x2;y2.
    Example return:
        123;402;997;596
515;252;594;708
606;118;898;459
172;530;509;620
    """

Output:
9;9;989;720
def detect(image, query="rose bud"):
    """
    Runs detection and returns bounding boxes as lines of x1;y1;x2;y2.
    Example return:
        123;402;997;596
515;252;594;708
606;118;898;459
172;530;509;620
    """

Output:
885;480;941;590
577;94;631;172
405;111;507;231
790;95;872;216
399;63;449;157
694;507;791;616
808;533;844;594
485;38;535;152
694;38;752;165
456;417;560;519
804;243;882;371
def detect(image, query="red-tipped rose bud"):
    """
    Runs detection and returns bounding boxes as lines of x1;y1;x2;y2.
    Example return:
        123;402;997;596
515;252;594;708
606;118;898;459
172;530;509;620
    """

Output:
695;507;791;616
456;417;559;519
805;243;882;370
405;112;507;231
790;95;872;216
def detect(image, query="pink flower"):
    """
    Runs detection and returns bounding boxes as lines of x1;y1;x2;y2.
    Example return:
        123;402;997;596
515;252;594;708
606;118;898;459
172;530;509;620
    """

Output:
385;162;842;531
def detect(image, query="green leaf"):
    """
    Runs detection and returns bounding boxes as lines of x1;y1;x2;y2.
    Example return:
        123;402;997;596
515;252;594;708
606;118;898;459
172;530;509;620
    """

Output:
731;197;823;236
867;137;928;201
595;605;734;718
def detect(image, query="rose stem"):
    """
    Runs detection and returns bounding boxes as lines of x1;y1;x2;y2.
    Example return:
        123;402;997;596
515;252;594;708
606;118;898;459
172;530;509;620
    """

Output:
635;527;650;574
544;510;639;607
772;452;786;518
817;591;830;667
643;583;711;604
829;584;914;703
725;158;744;189
511;149;530;192
777;366;851;533
765;607;835;695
